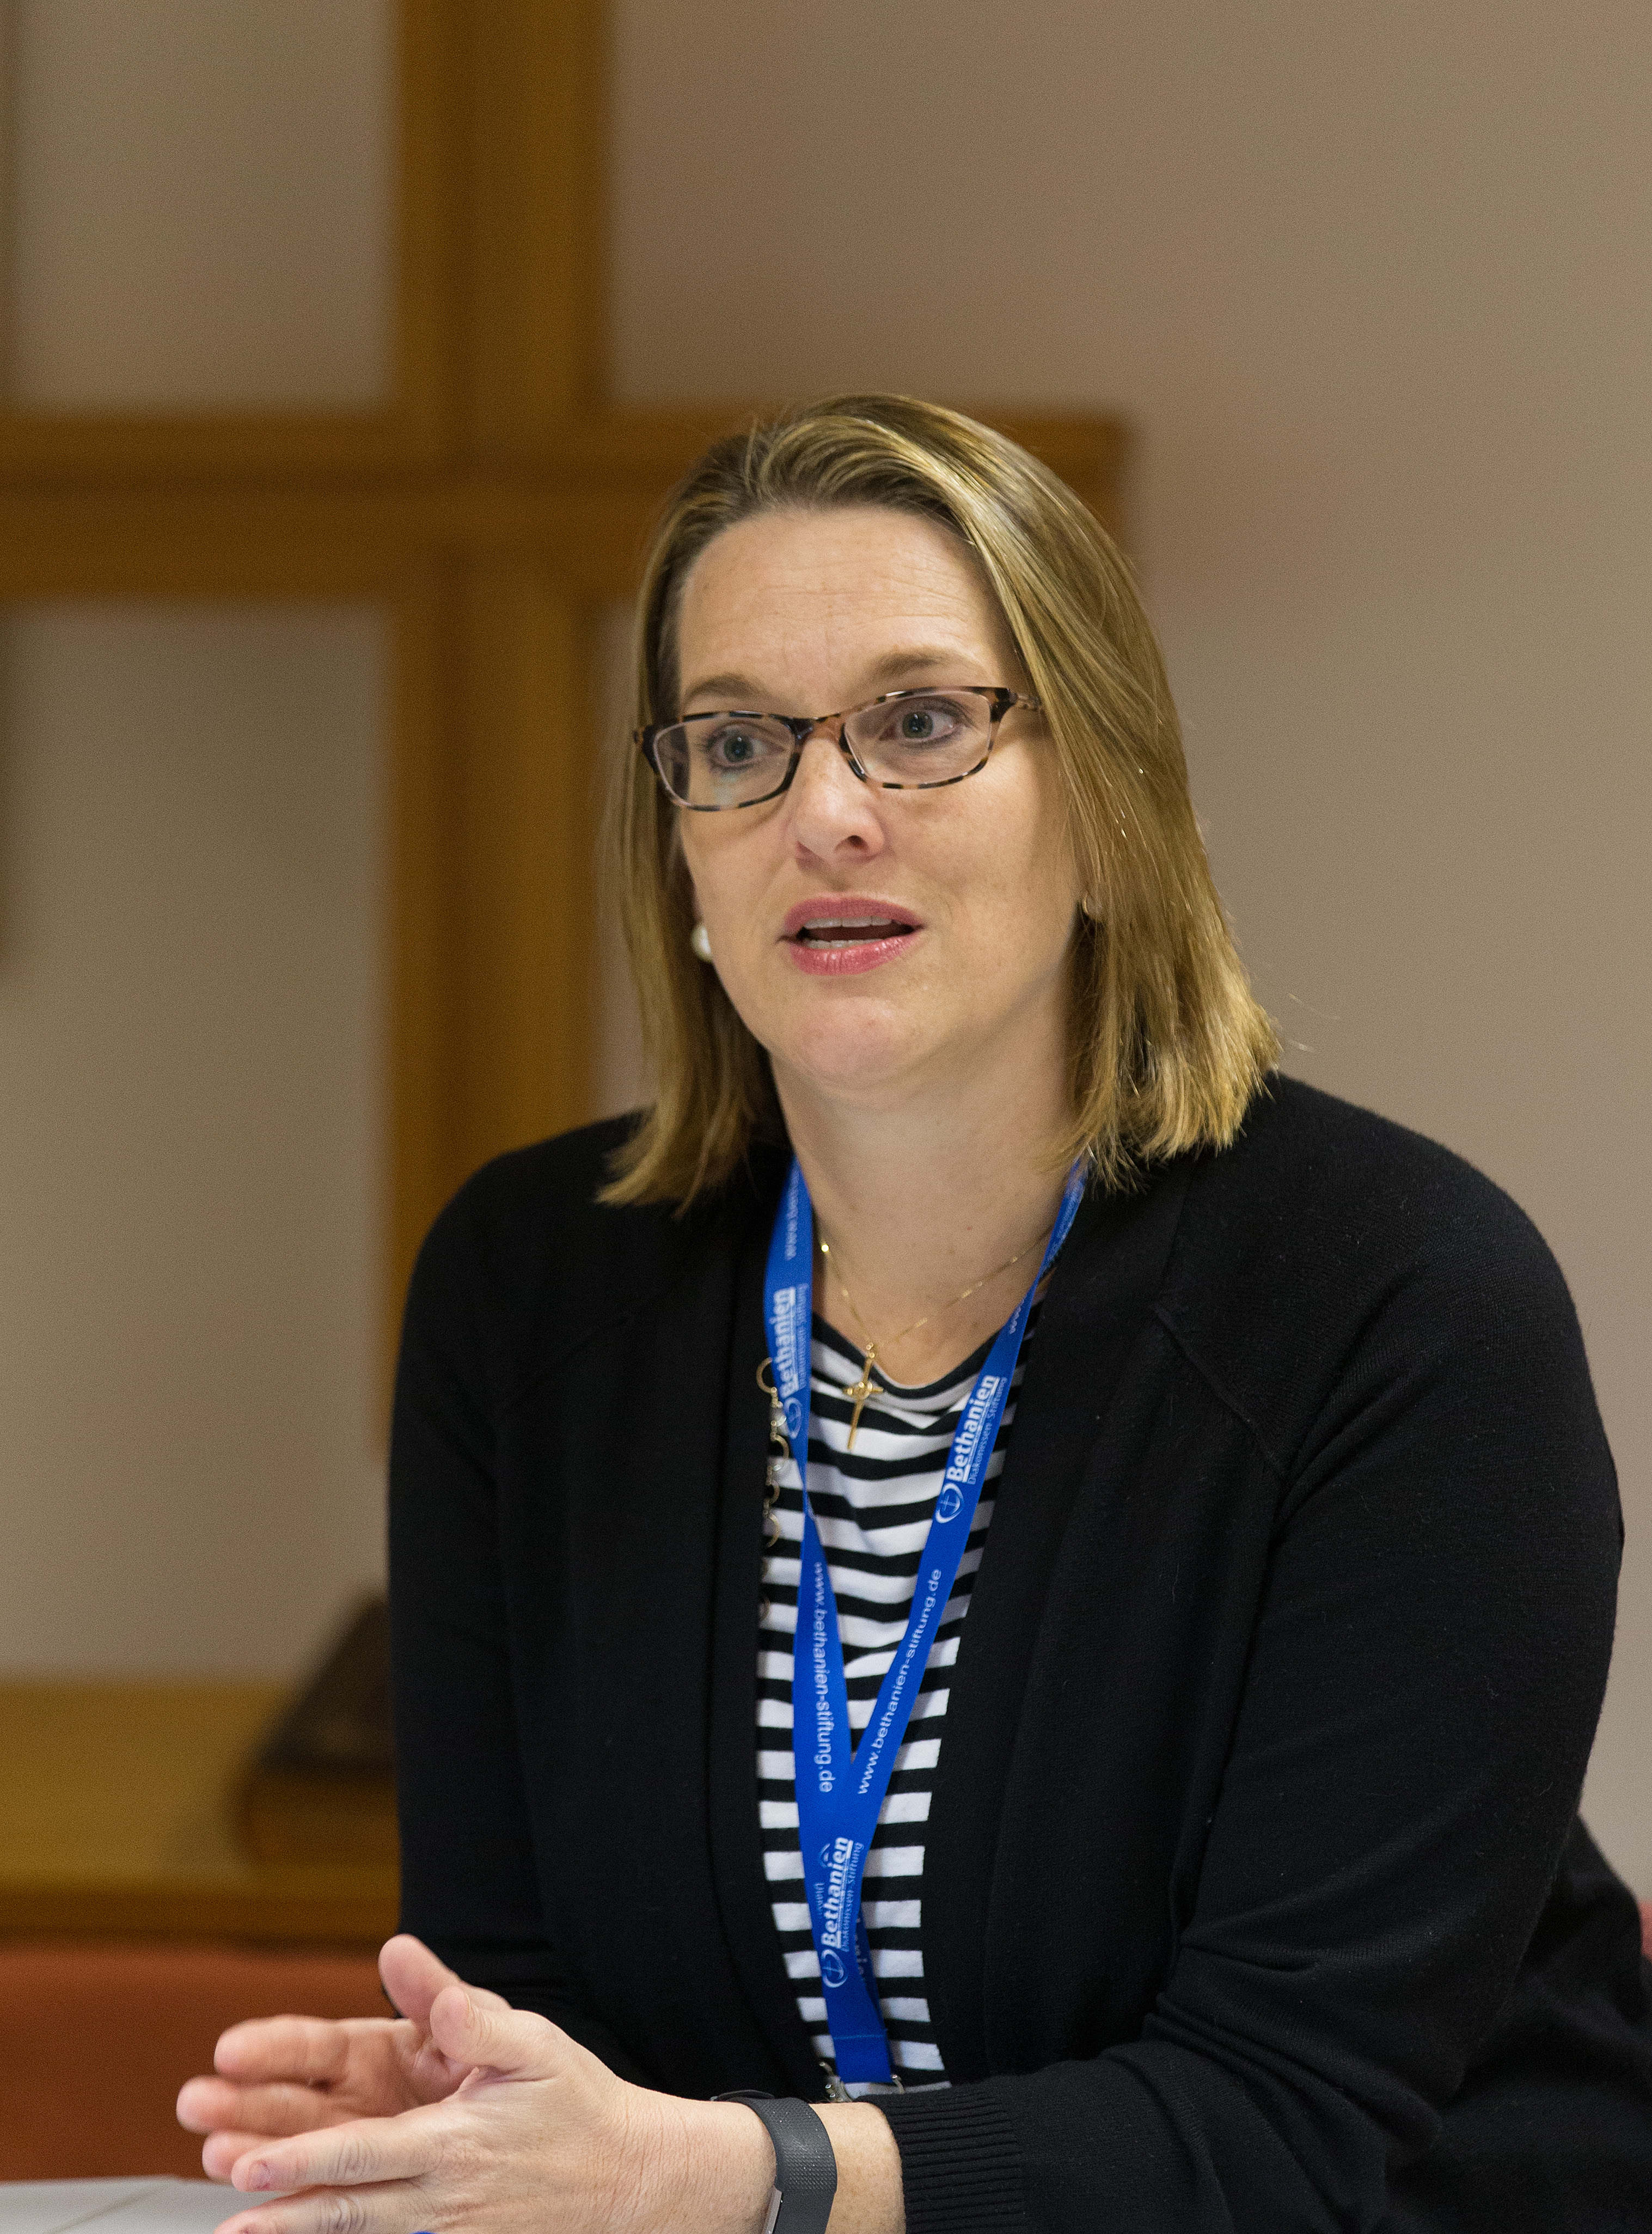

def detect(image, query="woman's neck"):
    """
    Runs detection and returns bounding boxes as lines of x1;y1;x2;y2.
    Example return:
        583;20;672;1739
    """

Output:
772;1043;1073;1388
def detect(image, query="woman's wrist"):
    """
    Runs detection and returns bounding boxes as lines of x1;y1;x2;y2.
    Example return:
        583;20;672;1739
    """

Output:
678;2098;781;2234
814;2103;904;2234
677;2096;902;2234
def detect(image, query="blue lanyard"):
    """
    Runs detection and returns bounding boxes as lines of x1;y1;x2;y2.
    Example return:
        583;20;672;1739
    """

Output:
762;1159;1085;2086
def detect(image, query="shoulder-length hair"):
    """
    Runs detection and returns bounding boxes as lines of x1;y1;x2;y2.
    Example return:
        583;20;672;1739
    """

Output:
601;394;1277;1207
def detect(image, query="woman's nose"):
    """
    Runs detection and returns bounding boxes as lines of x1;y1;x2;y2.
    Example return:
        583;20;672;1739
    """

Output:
785;726;885;858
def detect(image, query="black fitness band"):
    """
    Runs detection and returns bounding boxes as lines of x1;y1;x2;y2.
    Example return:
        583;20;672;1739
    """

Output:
715;2090;838;2234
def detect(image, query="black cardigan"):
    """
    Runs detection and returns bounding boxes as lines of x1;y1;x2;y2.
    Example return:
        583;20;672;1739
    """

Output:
389;1078;1652;2233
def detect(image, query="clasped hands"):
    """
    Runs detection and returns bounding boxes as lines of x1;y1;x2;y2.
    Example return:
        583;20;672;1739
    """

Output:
176;1934;787;2234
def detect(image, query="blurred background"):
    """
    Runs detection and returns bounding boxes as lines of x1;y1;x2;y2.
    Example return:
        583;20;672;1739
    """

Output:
0;0;1645;2093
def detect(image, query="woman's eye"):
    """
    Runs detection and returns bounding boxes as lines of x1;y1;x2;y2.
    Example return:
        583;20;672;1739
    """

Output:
880;697;966;747
705;724;775;768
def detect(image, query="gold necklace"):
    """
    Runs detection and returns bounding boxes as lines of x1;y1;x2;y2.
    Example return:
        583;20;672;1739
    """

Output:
818;1222;1053;1449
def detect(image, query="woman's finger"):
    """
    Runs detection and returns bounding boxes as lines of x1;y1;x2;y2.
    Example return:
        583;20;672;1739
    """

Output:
215;2016;361;2086
179;2077;357;2139
213;2180;422;2234
197;2131;268;2183
231;2109;440;2197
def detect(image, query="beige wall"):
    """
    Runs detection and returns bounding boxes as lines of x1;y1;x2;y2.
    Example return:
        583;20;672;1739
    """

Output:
0;3;393;1680
4;0;391;406
0;604;387;1675
609;0;1652;1888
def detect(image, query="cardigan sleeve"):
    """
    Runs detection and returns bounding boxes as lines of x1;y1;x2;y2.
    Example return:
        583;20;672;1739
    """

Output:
388;1182;653;2083
878;1183;1625;2232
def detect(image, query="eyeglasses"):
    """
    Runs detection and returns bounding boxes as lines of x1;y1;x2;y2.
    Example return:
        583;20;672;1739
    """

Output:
637;685;1041;811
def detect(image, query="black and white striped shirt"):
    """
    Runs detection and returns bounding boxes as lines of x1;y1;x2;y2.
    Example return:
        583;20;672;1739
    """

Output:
756;1309;1035;2087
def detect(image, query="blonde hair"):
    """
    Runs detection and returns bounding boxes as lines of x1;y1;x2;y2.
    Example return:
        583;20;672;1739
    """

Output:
602;394;1277;1206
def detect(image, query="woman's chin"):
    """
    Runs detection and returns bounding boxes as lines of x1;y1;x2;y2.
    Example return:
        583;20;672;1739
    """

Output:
768;1016;949;1109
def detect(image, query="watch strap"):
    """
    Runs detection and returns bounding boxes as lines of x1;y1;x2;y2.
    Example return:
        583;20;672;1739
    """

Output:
715;2091;837;2234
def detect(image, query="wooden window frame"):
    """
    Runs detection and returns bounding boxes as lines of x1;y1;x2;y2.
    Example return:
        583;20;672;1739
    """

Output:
0;0;1126;1376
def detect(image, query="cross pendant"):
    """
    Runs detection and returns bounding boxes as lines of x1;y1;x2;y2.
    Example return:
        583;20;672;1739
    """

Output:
844;1348;879;1450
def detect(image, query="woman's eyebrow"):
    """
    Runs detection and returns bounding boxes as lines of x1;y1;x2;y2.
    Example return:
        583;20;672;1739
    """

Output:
679;671;760;706
861;645;977;687
679;648;976;709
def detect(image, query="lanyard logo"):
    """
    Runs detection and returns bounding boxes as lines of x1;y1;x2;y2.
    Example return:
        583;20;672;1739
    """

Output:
769;1280;808;1440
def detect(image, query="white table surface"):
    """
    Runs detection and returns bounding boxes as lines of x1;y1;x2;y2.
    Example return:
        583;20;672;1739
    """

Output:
0;2183;244;2234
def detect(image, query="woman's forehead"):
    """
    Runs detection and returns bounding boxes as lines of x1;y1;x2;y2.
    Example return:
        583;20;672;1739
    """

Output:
676;505;1018;701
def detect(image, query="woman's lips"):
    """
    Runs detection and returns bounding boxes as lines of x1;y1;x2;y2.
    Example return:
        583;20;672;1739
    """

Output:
786;927;918;976
781;901;921;976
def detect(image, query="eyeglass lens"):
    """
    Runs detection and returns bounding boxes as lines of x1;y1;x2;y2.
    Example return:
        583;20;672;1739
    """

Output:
653;689;1000;808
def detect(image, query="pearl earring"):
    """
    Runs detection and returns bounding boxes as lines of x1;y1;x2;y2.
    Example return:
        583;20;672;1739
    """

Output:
690;921;713;962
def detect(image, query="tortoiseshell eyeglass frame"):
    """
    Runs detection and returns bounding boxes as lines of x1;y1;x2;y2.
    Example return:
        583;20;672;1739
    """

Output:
637;685;1041;810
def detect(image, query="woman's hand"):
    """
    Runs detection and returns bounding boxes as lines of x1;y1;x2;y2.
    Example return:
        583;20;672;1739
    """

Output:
176;1937;496;2174
178;1934;776;2234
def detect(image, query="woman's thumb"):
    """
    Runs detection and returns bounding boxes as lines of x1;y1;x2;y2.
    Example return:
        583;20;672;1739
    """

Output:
428;1982;556;2077
378;1932;460;2027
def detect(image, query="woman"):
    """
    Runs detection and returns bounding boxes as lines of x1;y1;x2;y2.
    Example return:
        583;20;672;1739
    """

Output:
181;398;1652;2232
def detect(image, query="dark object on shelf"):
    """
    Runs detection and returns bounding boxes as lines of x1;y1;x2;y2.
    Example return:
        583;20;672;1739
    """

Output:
238;1597;397;1865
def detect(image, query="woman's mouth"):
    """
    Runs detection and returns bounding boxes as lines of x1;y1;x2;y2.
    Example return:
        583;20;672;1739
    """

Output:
790;915;916;949
781;900;922;976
